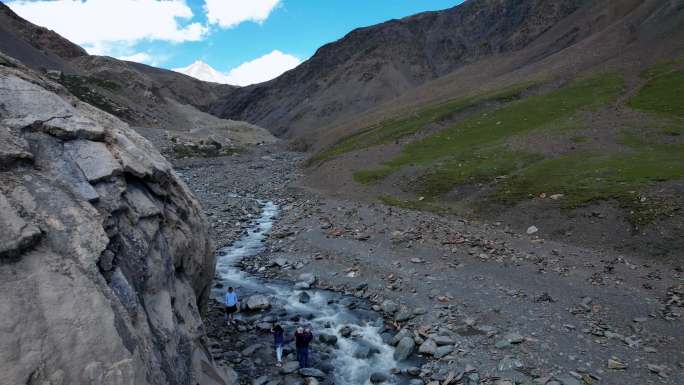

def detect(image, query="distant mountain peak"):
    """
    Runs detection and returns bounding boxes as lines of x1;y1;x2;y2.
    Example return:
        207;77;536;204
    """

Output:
173;60;230;84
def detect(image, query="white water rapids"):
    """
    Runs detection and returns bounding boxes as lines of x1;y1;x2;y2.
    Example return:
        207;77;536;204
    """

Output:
212;200;403;385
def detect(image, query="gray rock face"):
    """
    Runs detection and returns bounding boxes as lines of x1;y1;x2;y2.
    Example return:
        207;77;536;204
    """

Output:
393;337;416;361
0;60;229;385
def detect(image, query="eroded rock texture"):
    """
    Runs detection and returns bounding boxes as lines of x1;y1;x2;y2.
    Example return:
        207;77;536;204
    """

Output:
0;54;234;385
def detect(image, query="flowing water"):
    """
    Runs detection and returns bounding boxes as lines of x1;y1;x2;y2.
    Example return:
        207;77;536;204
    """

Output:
212;200;402;385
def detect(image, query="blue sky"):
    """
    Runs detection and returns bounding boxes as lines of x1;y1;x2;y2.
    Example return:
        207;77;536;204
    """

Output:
7;0;464;85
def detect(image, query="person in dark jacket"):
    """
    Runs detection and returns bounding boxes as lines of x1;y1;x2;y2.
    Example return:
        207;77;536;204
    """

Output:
294;326;313;368
271;323;285;366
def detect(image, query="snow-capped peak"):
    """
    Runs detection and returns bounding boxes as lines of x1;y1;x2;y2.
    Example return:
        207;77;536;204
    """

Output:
173;60;230;84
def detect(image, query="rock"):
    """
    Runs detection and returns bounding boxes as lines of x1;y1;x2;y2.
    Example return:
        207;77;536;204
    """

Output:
340;325;352;338
299;367;325;378
495;332;524;349
247;295;271;310
0;65;218;385
0;192;42;259
299;292;311;304
607;357;628;370
391;329;411;346
381;299;399;314
434;345;454;359
408;380;424;385
497;356;523;371
553;375;581;385
64;140;122;182
242;343;263;356
303;378;319;385
526;225;539;235
394;337;415;361
254;375;271;385
433;335;454;345
412;307;427;316
281;361;300;374
370;372;389;383
394;307;413;322
282;375;304;385
318;333;338;345
298;273;316;285
418;339;437;355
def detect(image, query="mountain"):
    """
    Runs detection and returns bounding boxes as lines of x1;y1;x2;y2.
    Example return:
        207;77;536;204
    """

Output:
173;60;231;84
211;0;684;147
0;2;274;149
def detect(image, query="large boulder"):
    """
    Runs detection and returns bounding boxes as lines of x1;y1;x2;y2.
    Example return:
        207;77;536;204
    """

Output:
0;56;231;385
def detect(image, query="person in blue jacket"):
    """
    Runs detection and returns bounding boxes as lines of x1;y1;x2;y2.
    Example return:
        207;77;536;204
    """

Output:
224;287;238;324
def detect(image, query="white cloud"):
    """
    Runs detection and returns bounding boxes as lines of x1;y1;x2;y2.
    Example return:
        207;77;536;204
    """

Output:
225;50;301;86
7;0;207;56
118;52;153;64
204;0;281;28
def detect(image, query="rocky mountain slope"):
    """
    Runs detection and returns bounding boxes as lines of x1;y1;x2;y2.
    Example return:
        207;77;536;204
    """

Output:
0;53;235;385
211;0;682;146
0;2;273;148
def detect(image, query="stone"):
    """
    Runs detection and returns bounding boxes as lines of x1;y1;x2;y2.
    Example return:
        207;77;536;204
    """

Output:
394;337;415;361
433;345;454;359
0;67;217;385
0;192;41;259
64;140;122;182
433;335;454;345
381;299;399;314
242;343;263;356
391;329;411;346
526;225;538;234
299;367;325;378
254;376;270;385
247;295;271;310
418;339;437;355
607;357;627;370
370;372;389;383
281;361;300;374
303;378;319;385
394;308;413;322
318;333;338;345
299;292;311;304
495;332;524;349
408;380;424;385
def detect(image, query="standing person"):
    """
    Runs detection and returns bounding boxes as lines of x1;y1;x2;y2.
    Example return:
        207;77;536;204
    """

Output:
224;287;238;324
295;326;314;368
271;322;285;366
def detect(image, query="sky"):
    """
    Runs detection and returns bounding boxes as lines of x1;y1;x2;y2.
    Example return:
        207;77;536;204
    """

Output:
6;0;463;86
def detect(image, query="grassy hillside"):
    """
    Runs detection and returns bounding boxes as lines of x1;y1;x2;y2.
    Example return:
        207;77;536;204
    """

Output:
310;62;684;226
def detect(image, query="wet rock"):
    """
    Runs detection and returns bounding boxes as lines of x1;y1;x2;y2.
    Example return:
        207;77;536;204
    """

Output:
370;372;389;383
247;295;271;310
394;337;415;361
298;292;311;304
340;325;352;338
318;334;338;346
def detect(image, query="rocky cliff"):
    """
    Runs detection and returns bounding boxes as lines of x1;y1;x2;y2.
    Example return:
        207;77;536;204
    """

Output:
0;53;234;385
210;0;589;138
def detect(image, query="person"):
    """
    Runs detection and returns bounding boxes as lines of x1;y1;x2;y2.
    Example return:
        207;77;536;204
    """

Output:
294;326;313;368
224;287;238;324
271;323;285;366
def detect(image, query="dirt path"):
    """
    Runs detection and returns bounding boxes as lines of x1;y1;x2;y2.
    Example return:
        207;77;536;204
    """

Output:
176;145;683;385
